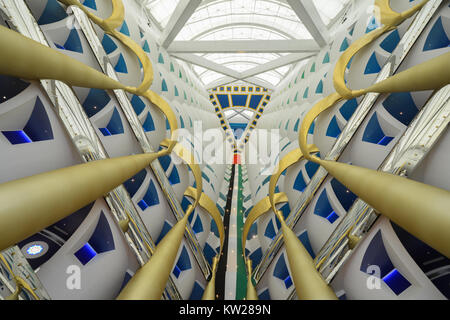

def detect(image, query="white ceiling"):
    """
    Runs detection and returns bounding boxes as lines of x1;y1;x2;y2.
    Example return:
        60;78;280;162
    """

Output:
141;0;352;88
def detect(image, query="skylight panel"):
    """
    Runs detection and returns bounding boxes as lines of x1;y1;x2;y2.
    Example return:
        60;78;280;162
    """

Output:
144;0;181;28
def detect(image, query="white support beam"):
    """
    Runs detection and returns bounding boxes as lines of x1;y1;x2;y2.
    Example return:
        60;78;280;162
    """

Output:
168;39;320;53
286;0;330;47
240;52;315;79
172;53;241;79
160;0;202;49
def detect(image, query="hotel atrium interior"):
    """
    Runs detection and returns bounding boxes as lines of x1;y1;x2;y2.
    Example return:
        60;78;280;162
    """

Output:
0;0;449;301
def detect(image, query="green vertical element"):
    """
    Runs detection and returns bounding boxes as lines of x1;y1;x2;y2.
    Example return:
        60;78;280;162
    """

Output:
236;165;247;300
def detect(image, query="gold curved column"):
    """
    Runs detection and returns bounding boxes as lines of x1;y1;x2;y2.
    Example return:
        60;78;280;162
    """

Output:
268;146;319;213
184;187;225;252
0;25;127;90
201;256;219;300
245;260;258;300
117;205;195;300
183;187;225;300
333;0;430;99
241;193;288;253
0;153;161;251
317;160;450;257
276;214;337;300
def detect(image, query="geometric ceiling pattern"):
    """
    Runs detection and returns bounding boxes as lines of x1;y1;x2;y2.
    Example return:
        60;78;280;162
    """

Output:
142;0;352;88
210;84;271;142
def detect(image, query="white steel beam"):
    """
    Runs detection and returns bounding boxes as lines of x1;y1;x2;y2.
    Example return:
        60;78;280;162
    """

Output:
168;39;320;53
286;0;330;47
160;0;202;49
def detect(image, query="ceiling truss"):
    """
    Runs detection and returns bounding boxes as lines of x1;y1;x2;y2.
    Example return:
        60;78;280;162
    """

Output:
147;0;337;88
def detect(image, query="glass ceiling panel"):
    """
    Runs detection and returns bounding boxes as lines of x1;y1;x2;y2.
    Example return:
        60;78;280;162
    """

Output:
312;0;351;26
143;0;181;28
175;0;312;41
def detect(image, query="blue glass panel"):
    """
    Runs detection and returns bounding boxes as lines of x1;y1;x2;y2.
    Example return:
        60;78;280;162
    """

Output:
364;52;381;74
83;0;97;10
303;87;309;99
106;108;124;135
192;215;204;234
82;88;111;117
305;160;320;178
64;29;83;53
0;75;30;102
315;80;323;94
172;265;181;278
293;171;307;192
211;220;219;237
330;178;357;211
88;211;115;253
99;127;112;136
262;175;271;185
326;116;341;138
383;269;411;295
284;276;293;289
284;120;290;131
247;223;258;240
323;52;330;64
22;97;53;142
339;38;349;52
423;17;450;51
137;199;148;211
74;243;97;265
168;167;180;185
101;34;118;54
176;246;192;271
378;136;394;146
273;253;290;286
258;289;271;300
130;95;145;115
114;54;128;73
314;189;335;222
189;281;205;300
231;95;248;106
118;271;132;294
293;119;300;132
142;40;150;53
216;94;229;108
326;211;339;223
264;220;276;239
203;242;217;266
360;230;394;277
158;53;164;64
174;86;179;96
123;169;147;197
119;21;130;36
179;116;185;128
216;204;225;216
365;16;379;33
143;112;155;132
249;95;263;109
279;203;290;220
249;247;262;266
339;98;358;121
37;0;68;25
156;221;172;245
202;172;210;183
308;119;315;134
362;113;393;145
380;29;400;53
141;180;160;207
382;92;418;126
162;79;168;92
2;131;32;144
298;231;315;258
